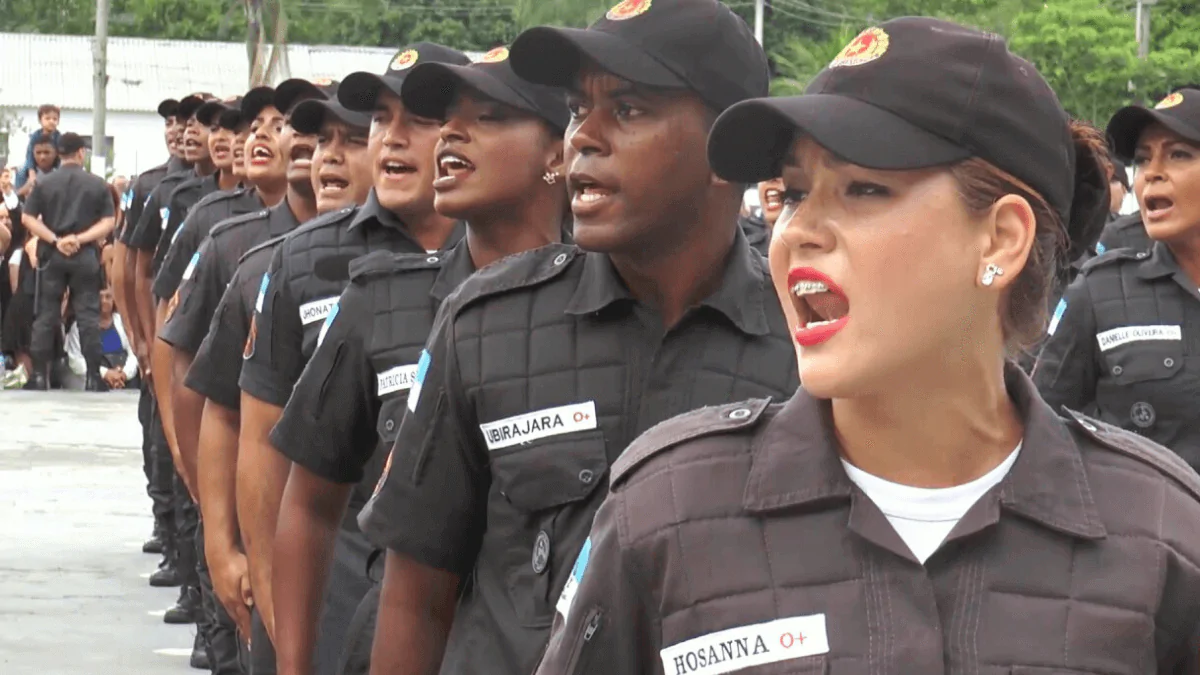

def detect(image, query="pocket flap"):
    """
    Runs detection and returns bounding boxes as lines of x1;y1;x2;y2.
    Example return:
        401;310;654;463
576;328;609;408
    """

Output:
376;396;408;443
492;430;608;513
1102;342;1183;384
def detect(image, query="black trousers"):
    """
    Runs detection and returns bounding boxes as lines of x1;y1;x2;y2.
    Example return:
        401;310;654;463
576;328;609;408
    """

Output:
175;475;200;588
338;581;381;675
31;247;102;372
314;527;374;675
250;608;276;675
141;384;175;532
198;519;247;674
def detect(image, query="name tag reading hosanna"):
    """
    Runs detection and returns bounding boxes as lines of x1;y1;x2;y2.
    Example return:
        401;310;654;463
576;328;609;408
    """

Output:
479;401;598;451
659;614;830;675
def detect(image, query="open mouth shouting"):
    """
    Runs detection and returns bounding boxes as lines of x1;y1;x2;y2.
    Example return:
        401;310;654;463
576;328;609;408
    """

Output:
290;141;315;171
568;172;616;218
788;267;850;347
1142;191;1174;223
378;156;418;183
318;167;351;198
249;143;275;167
763;187;783;212
433;149;475;190
212;141;232;161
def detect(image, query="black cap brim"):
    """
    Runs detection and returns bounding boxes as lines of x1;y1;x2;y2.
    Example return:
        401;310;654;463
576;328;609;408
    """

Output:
275;79;326;115
339;72;404;113
241;87;278;124
400;63;529;120
709;94;971;183
511;26;684;91
1106;106;1200;162
218;108;245;131
195;101;228;127
177;95;208;121
289;99;371;136
157;98;180;119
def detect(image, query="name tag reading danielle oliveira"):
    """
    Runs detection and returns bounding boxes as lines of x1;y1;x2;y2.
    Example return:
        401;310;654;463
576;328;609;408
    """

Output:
479;401;598;451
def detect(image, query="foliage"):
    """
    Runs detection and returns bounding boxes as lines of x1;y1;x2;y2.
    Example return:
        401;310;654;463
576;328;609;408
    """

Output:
3;0;1199;124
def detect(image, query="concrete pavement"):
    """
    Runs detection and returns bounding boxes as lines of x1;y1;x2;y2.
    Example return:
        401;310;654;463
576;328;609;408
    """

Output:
0;390;200;675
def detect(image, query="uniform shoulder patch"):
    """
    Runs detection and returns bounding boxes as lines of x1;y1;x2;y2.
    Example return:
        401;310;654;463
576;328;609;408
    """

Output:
1080;246;1144;274
611;398;773;490
238;233;288;265
1062;408;1200;502
210;209;270;238
448;243;578;312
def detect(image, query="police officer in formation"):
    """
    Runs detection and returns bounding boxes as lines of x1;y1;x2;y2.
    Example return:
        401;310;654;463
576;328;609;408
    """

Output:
534;16;1200;674
268;43;570;675
1036;86;1200;470
105;2;1200;674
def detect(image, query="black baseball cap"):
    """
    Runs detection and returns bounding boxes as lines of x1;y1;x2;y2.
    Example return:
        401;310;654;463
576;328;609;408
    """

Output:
241;87;278;124
338;42;472;113
401;46;569;132
157;98;180;119
177;93;214;121
196;96;241;127
289;98;371;136
510;0;768;113
708;17;1076;224
274;77;340;116
58;132;90;155
1106;88;1200;162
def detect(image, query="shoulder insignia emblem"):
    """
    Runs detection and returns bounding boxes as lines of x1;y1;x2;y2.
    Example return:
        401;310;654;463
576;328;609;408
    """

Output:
1063;408;1200;502
611;398;773;489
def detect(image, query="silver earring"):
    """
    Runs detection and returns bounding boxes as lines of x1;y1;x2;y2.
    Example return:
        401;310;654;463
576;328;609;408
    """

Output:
543;171;558;185
981;263;1004;286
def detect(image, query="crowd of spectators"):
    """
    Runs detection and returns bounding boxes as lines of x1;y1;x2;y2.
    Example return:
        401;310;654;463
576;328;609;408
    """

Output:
0;103;135;391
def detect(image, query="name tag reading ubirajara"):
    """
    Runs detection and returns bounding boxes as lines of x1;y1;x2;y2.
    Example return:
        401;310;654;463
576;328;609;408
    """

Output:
479;401;598;451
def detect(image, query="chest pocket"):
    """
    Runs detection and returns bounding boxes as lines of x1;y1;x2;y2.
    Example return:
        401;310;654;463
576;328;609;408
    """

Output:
375;393;408;445
1100;337;1183;385
490;429;608;628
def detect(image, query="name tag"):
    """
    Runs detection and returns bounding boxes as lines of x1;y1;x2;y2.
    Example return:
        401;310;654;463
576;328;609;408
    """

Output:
182;252;200;281
377;364;419;396
479;401;597;451
1096;325;1181;352
299;296;339;325
660;614;830;675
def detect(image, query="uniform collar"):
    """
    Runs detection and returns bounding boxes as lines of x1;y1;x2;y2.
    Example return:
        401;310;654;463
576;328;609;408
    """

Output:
167;156;189;173
1137;241;1180;281
564;227;772;336
269;198;303;236
744;363;1106;543
430;233;476;303
348;190;408;233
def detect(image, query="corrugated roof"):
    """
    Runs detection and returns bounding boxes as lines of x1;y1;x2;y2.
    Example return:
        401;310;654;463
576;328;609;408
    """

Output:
0;33;482;113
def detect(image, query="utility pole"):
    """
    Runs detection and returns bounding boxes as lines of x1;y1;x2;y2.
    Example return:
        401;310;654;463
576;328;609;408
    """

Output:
754;0;764;46
1135;0;1156;60
92;0;109;178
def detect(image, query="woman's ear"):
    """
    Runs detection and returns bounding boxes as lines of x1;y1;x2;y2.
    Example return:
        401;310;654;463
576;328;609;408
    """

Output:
978;194;1037;290
546;138;566;179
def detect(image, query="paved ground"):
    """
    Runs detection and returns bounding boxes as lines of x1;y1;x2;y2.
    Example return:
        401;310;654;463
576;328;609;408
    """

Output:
0;390;200;675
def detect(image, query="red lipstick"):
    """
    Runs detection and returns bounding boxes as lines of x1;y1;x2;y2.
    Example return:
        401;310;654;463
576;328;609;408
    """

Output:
787;267;849;348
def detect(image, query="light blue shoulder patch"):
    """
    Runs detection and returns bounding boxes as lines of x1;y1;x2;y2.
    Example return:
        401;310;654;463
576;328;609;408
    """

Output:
1048;298;1067;336
182;251;201;281
316;301;339;347
160;206;170;225
555;537;592;621
255;273;270;313
407;349;431;413
1094;241;1106;255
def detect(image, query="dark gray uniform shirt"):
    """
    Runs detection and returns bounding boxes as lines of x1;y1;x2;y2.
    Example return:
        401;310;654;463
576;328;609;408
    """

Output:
154;186;262;300
359;231;799;675
536;365;1200;675
1034;242;1200;469
24;164;114;236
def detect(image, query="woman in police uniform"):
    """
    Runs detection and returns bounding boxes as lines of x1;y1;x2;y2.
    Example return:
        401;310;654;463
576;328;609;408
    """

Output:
533;18;1200;675
1035;86;1200;469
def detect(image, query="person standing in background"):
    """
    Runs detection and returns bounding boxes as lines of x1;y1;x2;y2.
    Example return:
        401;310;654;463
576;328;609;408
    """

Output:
15;104;62;191
21;133;115;392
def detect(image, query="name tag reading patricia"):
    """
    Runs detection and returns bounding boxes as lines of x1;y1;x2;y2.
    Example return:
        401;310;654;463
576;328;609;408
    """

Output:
377;364;419;396
660;614;830;675
299;296;339;325
1096;325;1181;352
479;401;597;451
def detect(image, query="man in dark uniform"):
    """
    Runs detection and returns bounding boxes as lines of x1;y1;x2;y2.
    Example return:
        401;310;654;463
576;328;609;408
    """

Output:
356;3;800;673
21;133;115;391
152;84;310;669
118;97;188;566
234;42;469;672
268;50;569;675
188;91;377;675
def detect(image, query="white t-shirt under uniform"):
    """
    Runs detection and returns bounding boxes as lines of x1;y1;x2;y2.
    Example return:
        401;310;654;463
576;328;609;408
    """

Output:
842;444;1022;564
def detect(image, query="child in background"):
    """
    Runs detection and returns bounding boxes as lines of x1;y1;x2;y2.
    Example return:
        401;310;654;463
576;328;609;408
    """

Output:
15;104;61;190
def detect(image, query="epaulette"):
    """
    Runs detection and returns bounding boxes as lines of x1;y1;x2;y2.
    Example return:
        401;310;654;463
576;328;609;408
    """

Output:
238;233;288;265
349;249;449;285
284;205;358;242
1079;246;1147;273
348;250;397;283
193;187;249;211
611;398;773;490
168;175;206;200
448;243;579;313
1062;408;1200;502
210;209;270;238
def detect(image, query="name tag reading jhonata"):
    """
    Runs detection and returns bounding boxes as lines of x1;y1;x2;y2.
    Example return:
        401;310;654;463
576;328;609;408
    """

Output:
479;401;597;451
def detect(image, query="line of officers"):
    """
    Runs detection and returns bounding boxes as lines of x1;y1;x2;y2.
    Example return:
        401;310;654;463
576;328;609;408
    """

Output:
109;0;1200;674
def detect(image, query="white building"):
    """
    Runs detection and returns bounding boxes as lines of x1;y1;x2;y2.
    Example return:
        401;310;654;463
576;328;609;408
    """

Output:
0;33;451;178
